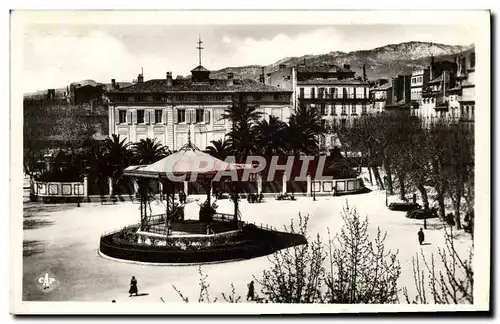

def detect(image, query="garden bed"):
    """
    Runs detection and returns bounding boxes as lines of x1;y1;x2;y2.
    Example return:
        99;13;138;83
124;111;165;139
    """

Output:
99;223;307;264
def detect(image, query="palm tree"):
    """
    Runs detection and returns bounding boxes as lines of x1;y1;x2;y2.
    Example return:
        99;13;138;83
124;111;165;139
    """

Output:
287;103;323;155
255;115;288;155
222;94;262;157
131;138;168;165
206;137;232;160
103;134;132;192
84;139;110;195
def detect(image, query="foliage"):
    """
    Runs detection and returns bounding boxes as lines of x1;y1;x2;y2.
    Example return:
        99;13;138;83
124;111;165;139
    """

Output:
338;112;474;231
131;138;168;165
172;205;402;304
287;102;323;154
256;214;326;303
172;266;218;303
255;115;288;155
324;203;401;303
206;137;233;160
404;226;474;304
198;200;219;223
103;134;132;186
222;94;263;156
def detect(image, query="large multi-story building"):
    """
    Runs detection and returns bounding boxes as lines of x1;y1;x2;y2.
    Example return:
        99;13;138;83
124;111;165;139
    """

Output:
410;68;430;104
455;49;475;123
369;80;392;113
107;41;292;151
267;63;370;150
411;56;464;124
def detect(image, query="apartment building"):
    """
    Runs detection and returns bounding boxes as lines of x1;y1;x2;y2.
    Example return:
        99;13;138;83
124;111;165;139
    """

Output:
267;63;370;150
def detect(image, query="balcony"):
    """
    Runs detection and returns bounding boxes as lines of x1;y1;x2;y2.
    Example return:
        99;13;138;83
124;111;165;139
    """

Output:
302;93;367;101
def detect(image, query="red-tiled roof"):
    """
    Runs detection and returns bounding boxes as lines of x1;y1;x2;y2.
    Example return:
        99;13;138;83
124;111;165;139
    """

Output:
191;65;210;72
109;78;291;93
297;78;368;86
296;64;352;74
428;74;443;84
370;83;392;91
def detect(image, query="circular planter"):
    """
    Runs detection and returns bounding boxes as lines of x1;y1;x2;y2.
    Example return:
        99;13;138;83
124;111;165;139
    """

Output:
99;224;307;264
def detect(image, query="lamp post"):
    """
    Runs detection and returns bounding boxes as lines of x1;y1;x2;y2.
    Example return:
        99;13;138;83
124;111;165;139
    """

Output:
313;177;316;202
384;176;388;207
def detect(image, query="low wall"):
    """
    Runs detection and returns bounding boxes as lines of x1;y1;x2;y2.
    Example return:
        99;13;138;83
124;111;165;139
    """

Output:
312;177;365;195
33;180;86;202
99;224;307;264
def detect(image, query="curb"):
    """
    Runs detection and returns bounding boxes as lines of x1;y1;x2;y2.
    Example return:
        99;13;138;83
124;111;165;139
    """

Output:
97;248;248;267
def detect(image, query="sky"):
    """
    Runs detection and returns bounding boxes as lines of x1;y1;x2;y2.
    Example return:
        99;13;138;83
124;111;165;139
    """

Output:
21;24;477;93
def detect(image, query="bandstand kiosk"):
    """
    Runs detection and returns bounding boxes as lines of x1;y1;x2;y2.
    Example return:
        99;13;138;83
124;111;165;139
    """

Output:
122;137;254;242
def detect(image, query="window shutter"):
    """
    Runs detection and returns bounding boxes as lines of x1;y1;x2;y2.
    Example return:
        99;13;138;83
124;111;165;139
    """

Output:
205;110;210;124
185;109;190;124
162;109;167;124
174;109;178;124
127;111;132;125
145;110;150;124
115;108;119;124
132;110;137;124
188;110;195;124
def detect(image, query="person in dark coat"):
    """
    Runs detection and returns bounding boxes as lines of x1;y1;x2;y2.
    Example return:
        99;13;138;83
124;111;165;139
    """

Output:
129;276;138;297
247;280;255;301
418;228;425;245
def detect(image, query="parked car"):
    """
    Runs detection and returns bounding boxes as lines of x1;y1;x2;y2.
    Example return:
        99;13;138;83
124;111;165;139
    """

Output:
388;202;421;211
406;209;437;220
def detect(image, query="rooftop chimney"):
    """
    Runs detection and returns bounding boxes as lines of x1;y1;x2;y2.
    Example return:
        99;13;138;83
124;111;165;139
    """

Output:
166;72;173;87
259;67;265;84
429;55;435;80
227;72;234;86
111;79;116;90
362;64;367;81
137;73;144;83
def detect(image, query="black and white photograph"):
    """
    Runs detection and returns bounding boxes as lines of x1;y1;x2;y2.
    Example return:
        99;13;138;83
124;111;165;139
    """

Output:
9;10;491;314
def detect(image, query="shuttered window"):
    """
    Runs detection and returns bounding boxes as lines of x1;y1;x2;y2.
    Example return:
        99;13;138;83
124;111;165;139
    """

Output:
155;110;162;123
177;109;186;123
137;110;145;124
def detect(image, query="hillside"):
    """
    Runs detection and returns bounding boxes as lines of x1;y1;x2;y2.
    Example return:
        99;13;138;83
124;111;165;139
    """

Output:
210;41;474;81
25;41;474;96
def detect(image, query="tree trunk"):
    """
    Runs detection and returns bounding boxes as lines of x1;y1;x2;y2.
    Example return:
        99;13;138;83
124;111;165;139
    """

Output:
417;182;429;210
372;166;384;190
454;189;462;230
384;156;394;195
398;172;406;201
368;167;373;185
437;190;446;219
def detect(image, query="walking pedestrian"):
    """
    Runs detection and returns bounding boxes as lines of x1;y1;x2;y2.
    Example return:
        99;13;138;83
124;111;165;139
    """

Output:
412;193;417;204
418;228;425;245
247;280;255;301
129;276;138;297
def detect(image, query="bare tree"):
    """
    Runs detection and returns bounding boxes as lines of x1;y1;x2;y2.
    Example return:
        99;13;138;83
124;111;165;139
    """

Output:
404;226;474;304
255;214;326;303
325;203;401;303
172;266;218;303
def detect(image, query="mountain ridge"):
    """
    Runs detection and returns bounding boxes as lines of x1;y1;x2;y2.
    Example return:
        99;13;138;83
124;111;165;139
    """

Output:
25;41;474;95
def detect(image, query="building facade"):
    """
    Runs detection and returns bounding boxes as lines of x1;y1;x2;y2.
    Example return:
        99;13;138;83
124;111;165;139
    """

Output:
410;68;430;104
107;68;292;151
267;63;370;150
369;79;392;112
456;50;475;123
